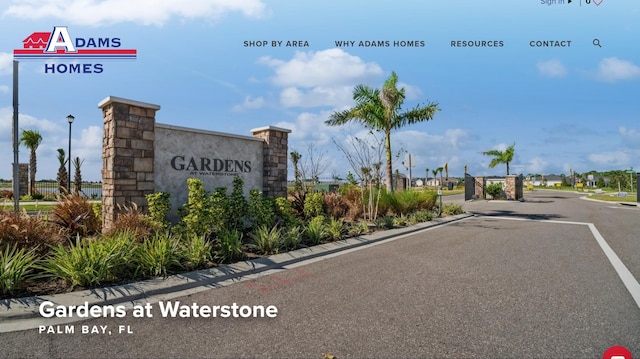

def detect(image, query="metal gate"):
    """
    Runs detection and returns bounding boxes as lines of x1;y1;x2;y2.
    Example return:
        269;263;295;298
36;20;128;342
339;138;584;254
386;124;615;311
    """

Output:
464;174;474;201
515;174;524;200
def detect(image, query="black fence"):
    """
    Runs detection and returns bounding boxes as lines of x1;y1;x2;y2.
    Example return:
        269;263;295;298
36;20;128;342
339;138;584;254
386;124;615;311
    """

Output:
32;181;102;199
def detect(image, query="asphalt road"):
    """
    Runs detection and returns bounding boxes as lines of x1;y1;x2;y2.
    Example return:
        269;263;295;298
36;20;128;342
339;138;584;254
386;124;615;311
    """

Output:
1;191;638;358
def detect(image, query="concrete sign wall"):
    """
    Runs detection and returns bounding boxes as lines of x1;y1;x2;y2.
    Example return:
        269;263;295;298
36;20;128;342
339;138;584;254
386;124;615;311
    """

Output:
100;96;290;233
154;124;264;211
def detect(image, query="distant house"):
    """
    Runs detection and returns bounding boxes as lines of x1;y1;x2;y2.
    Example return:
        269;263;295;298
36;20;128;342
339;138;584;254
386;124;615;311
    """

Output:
22;32;51;49
528;175;563;187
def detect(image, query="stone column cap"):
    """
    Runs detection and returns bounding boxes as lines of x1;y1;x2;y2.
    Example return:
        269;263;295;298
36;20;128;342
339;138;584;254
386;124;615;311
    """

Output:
250;126;292;134
98;96;161;110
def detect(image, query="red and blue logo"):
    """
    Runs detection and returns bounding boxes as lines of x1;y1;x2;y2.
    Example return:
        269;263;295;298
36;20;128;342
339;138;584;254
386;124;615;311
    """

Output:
13;26;137;59
13;26;136;73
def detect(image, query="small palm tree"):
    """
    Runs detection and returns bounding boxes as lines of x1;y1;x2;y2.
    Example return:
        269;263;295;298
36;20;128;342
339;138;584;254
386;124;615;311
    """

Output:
483;143;516;175
19;130;43;196
431;169;439;187
73;157;84;195
290;150;302;190
56;148;68;194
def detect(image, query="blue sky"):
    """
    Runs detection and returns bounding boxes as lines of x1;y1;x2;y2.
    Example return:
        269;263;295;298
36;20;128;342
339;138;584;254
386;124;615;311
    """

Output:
1;0;639;182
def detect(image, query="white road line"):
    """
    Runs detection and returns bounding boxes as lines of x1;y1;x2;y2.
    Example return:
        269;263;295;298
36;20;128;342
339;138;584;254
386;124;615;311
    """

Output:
485;216;640;310
587;223;640;309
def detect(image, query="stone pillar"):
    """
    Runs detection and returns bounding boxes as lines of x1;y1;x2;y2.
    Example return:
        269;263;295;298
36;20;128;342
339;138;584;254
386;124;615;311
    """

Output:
12;163;28;197
251;126;291;197
474;177;485;199
99;96;160;233
505;176;516;200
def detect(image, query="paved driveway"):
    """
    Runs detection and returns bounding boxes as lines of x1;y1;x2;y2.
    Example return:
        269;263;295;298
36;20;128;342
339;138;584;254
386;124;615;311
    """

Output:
1;191;638;358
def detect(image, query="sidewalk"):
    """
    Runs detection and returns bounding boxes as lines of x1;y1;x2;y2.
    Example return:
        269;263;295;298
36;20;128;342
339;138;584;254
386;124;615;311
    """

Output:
0;213;473;333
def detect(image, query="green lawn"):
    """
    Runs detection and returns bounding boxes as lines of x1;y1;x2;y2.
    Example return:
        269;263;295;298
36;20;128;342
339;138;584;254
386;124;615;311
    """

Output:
0;202;57;211
588;193;637;203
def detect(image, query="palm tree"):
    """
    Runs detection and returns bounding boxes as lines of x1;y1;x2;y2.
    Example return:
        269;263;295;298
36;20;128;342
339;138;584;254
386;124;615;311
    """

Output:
290;150;302;190
56;148;68;194
326;71;440;192
19;130;43;196
431;169;439;187
73;157;84;195
437;166;444;188
483;143;516;175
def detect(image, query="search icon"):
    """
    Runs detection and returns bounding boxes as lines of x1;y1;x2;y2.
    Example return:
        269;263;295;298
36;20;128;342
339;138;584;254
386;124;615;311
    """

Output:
593;38;602;47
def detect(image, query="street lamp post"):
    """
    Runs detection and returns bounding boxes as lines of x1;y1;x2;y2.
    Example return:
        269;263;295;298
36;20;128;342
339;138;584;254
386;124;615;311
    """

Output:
67;114;74;193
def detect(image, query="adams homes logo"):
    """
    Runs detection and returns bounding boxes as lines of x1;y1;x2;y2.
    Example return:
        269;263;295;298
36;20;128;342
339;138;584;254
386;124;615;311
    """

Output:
13;26;137;74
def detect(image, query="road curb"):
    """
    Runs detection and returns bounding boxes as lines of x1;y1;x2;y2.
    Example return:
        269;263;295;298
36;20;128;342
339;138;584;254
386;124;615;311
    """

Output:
0;213;472;332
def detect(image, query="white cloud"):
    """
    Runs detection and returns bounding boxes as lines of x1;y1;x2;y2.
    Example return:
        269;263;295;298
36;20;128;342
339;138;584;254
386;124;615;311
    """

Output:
0;85;8;94
587;151;631;166
524;157;548;174
232;95;265;112
259;49;382;88
0;53;13;76
537;59;567;78
274;110;342;144
258;49;382;108
3;0;268;26
594;57;640;83
279;86;354;108
396;81;424;101
619;126;640;139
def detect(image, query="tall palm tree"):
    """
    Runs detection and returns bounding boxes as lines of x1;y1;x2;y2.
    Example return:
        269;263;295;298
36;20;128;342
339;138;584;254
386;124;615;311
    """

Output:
19;130;43;196
437;166;444;188
483;143;516;175
326;71;440;192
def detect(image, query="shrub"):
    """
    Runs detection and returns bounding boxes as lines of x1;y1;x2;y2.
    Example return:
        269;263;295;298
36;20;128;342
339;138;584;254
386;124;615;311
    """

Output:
275;197;298;226
180;234;213;270
248;190;276;228
376;215;395;229
442;203;464;215
135;232;182;278
0;190;13;200
146;192;171;229
215;229;244;263
393;215;408;227
0;244;38;295
49;194;100;237
327;218;344;241
251;225;282;255
486;182;504;199
282;225;303;250
209;187;229;233
107;203;159;241
305;216;328;245
384;190;438;216
323;192;347;219
303;192;325;218
411;210;433;223
341;187;363;221
227;176;248;230
0;210;64;253
347;220;370;236
178;178;215;237
40;233;137;289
